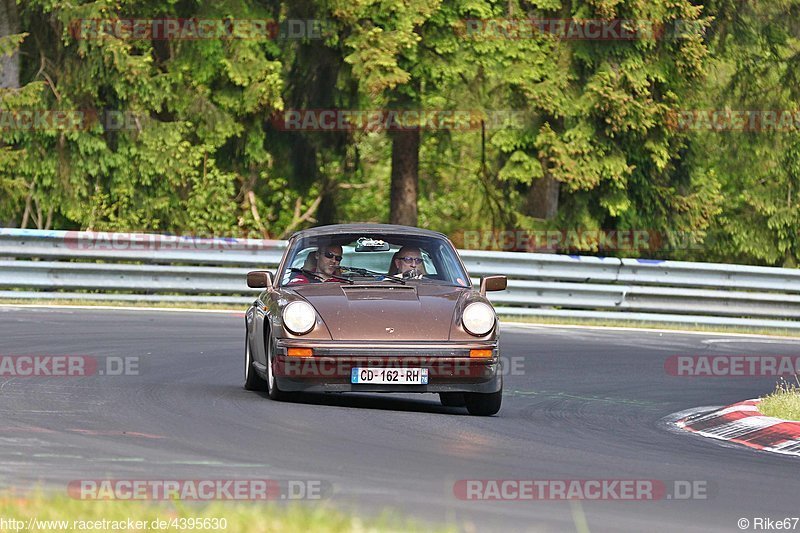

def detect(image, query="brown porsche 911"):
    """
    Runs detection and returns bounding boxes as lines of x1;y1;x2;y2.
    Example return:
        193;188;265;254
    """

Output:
243;224;507;415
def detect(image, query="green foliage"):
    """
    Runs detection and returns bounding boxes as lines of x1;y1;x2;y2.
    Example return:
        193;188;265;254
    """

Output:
697;0;800;266
0;32;26;57
2;0;285;235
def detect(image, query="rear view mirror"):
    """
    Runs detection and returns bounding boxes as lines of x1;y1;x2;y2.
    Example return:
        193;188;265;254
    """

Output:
480;275;507;295
247;271;273;289
354;237;390;252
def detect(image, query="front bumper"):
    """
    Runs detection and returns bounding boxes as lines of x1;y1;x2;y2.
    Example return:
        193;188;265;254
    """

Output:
270;339;502;393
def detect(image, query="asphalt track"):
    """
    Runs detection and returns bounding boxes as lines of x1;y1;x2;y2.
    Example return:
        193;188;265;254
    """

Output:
1;306;799;532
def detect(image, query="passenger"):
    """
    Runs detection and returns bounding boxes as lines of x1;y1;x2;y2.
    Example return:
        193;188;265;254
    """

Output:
289;244;343;283
389;246;426;278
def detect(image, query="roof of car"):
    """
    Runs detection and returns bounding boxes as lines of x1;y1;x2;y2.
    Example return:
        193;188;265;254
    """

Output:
290;223;448;240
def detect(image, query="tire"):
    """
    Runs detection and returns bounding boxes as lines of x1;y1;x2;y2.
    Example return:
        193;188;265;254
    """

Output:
439;392;466;407
464;389;502;416
265;334;287;401
244;332;268;391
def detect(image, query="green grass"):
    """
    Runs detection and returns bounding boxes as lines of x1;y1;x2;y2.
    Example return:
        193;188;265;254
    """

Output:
760;376;800;421
500;314;800;338
0;490;440;532
0;298;240;311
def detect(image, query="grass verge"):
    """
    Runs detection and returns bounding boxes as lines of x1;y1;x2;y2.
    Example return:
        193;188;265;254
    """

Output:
0;298;241;311
759;377;800;421
500;314;800;338
0;490;439;533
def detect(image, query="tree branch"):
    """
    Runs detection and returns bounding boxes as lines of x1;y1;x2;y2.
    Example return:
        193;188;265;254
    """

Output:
279;194;323;239
246;190;268;239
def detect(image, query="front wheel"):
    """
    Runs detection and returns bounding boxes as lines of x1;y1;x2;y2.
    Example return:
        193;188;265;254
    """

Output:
244;334;268;391
464;389;502;416
265;334;287;401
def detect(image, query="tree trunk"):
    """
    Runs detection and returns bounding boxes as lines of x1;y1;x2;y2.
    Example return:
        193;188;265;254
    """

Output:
526;173;559;220
0;0;20;89
389;128;420;226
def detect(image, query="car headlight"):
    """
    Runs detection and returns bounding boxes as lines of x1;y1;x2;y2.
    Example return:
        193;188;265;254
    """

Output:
462;302;496;336
282;301;316;335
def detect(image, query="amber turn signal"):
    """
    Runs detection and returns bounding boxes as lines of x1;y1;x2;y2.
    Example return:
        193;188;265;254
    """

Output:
287;348;313;357
469;349;493;358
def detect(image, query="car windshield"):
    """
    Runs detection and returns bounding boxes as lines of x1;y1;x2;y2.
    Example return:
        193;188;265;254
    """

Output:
278;233;470;287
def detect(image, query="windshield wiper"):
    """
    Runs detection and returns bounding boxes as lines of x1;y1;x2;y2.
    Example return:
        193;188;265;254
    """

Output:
289;267;354;284
340;266;406;285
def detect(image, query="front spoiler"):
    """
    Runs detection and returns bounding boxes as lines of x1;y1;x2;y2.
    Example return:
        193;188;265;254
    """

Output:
264;339;502;394
274;379;501;394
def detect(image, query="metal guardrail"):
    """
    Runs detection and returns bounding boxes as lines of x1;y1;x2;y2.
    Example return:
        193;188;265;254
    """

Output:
2;228;800;329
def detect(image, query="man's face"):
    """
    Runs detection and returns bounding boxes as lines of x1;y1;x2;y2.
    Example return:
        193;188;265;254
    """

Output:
316;245;343;277
395;248;424;275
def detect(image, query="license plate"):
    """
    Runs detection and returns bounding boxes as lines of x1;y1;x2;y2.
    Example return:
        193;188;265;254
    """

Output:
351;367;429;385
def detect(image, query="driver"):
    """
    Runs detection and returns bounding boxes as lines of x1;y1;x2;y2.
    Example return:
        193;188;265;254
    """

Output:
289;244;343;283
390;246;426;278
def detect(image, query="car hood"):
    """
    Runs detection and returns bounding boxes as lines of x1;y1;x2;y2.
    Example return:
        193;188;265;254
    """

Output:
289;283;468;341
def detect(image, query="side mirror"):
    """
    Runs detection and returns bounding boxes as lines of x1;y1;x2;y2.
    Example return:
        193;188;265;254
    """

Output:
247;271;273;289
480;275;507;296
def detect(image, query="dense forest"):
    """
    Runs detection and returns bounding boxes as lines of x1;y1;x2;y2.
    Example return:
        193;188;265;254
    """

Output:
0;0;799;265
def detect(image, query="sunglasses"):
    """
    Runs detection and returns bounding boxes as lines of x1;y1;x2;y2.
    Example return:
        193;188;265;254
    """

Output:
322;251;343;262
400;257;423;265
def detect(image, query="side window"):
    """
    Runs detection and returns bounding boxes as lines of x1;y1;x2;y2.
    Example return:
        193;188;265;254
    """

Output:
291;249;315;269
281;248;316;285
421;250;437;275
431;242;463;282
